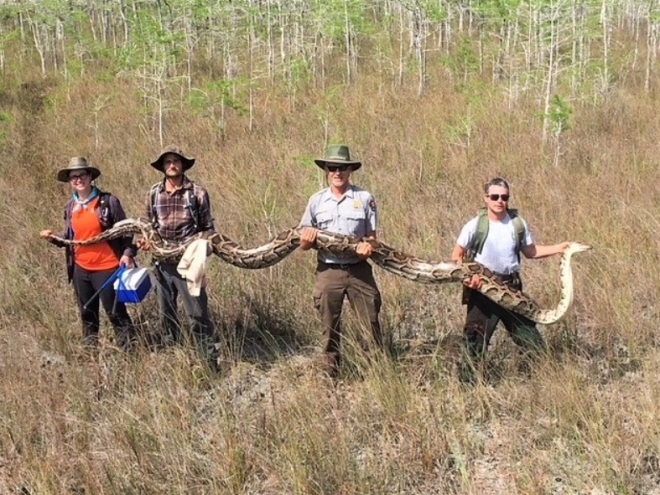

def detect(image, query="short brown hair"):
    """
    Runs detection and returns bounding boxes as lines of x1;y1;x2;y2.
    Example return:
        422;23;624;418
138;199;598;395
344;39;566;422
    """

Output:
484;177;510;194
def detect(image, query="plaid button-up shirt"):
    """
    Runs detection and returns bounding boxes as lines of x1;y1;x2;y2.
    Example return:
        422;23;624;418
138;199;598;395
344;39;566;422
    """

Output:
146;176;215;241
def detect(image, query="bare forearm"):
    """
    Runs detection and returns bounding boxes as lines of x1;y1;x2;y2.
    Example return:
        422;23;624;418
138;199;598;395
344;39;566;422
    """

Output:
524;242;569;259
451;245;466;262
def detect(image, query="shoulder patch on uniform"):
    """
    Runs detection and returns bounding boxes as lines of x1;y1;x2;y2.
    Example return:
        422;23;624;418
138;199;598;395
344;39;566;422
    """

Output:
369;199;377;212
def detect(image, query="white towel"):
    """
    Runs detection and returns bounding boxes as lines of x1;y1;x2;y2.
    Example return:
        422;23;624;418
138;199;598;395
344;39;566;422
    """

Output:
177;239;210;297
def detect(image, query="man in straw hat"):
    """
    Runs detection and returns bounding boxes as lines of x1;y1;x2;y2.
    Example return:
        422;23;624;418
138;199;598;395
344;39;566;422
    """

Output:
40;157;137;351
138;145;218;369
299;145;383;378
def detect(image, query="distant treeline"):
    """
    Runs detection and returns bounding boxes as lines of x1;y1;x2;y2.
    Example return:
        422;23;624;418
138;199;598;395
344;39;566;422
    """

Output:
0;0;657;143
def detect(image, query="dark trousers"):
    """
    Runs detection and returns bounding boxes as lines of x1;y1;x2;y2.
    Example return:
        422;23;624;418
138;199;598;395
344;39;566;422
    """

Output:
72;264;135;350
462;276;544;365
153;261;215;354
313;261;382;375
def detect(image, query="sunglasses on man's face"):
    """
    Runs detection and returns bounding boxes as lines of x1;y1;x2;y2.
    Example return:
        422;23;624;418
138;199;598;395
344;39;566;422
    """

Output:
326;164;350;173
488;194;510;201
69;172;90;182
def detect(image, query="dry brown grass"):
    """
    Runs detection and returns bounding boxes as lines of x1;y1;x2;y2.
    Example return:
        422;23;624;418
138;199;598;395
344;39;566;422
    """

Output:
2;27;660;495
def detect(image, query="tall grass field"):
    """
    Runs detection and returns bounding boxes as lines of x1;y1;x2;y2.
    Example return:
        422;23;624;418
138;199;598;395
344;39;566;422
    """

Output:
1;1;659;493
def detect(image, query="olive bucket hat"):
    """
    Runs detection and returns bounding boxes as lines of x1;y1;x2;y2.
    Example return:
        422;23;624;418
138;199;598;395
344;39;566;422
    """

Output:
150;145;195;172
57;157;101;183
314;144;362;171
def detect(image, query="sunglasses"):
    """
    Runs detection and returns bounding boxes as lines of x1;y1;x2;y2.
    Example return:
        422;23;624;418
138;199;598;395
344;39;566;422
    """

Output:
69;172;90;182
326;164;350;173
488;194;510;201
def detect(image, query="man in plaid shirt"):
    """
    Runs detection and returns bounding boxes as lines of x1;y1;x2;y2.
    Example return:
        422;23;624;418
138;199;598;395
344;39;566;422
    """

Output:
140;145;218;369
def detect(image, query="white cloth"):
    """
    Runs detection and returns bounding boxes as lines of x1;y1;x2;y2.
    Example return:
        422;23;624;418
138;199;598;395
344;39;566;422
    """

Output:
176;239;209;296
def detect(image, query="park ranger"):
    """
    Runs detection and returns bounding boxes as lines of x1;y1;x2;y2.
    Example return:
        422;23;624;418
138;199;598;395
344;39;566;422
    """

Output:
299;145;383;378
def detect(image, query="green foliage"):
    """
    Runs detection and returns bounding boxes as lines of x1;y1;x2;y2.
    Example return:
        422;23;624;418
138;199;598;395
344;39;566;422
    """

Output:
0;0;647;108
94;67;117;83
0;3;19;23
190;78;248;115
0;25;20;47
116;44;142;73
312;84;344;130
420;0;449;23
314;0;371;42
441;36;480;81
547;93;572;137
288;56;312;86
650;6;660;24
114;7;185;73
472;0;523;25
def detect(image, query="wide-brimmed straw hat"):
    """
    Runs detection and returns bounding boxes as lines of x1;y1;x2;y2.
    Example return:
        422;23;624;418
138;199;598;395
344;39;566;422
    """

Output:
150;145;195;171
57;157;101;183
314;145;362;171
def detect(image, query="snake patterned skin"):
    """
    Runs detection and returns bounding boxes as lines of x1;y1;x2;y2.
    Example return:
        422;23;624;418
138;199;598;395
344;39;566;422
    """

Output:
48;218;591;324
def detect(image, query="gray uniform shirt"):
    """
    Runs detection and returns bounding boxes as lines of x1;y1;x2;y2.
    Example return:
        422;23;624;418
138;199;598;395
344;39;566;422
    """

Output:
300;185;378;264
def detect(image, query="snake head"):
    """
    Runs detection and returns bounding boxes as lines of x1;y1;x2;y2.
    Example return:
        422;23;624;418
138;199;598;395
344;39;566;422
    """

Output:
567;242;593;254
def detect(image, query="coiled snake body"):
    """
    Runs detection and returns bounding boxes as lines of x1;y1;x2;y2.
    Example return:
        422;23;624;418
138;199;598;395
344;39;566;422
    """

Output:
49;218;591;324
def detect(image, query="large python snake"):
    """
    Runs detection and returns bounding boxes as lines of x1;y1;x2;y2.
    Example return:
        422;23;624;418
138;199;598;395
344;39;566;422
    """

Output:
47;218;591;324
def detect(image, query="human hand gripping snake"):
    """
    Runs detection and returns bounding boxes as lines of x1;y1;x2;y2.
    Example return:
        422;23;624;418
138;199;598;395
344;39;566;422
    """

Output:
47;218;592;324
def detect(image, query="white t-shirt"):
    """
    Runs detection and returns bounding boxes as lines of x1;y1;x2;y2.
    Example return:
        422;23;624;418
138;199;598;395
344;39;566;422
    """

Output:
456;213;533;274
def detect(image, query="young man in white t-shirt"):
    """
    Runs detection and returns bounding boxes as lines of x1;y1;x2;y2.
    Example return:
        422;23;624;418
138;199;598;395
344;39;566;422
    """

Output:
451;178;570;382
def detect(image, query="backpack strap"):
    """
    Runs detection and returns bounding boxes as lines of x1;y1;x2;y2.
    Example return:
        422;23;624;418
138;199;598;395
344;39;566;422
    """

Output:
508;209;526;255
185;186;200;232
149;182;160;229
63;202;74;282
97;192;112;230
470;208;490;258
464;208;489;261
63;198;72;230
466;208;526;261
